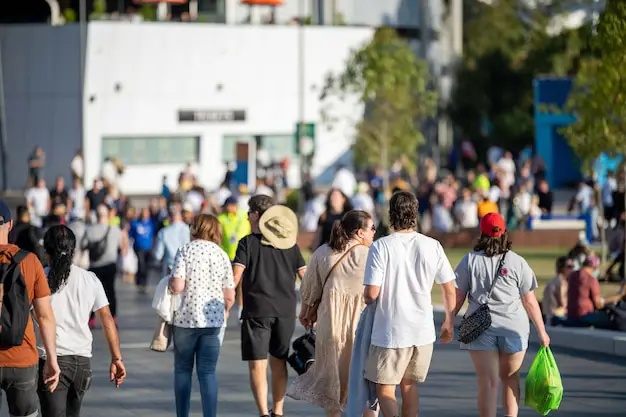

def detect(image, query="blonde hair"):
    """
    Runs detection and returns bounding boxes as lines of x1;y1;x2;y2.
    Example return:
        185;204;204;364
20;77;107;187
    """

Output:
191;214;222;244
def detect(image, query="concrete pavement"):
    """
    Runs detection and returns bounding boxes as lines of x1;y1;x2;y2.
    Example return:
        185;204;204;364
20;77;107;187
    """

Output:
3;276;620;417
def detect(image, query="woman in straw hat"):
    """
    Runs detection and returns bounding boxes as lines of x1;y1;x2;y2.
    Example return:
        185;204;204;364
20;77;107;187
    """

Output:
288;210;377;417
451;212;550;417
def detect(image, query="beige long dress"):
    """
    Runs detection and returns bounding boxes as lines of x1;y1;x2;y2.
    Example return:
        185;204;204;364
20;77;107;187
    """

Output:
287;240;369;412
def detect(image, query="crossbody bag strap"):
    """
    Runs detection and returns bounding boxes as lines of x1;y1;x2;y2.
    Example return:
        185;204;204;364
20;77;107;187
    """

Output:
486;251;508;301
321;244;363;291
306;244;363;315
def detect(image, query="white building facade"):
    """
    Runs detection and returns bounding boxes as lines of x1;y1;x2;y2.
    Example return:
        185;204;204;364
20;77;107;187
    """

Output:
1;22;373;194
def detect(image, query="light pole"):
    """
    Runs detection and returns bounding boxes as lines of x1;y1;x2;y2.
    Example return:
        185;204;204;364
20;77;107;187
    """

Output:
297;0;307;216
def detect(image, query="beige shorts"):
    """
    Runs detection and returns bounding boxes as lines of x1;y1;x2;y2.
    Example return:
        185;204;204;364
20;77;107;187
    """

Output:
364;344;434;385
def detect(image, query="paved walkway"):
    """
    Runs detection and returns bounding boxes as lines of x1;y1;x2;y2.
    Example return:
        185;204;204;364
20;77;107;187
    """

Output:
2;276;626;416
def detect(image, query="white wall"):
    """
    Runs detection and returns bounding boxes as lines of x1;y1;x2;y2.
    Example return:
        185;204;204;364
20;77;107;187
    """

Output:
84;22;372;195
0;25;82;190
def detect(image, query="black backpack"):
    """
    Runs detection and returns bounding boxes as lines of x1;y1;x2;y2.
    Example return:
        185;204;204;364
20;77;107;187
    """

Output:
0;250;30;347
87;227;110;262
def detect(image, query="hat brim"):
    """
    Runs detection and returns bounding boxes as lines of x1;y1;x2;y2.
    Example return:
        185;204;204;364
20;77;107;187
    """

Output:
259;206;298;250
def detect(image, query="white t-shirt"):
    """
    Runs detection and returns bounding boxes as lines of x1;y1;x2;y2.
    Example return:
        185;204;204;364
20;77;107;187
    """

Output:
453;200;479;228
68;187;86;219
26;187;50;217
171;240;235;328
364;232;456;349
38;265;109;359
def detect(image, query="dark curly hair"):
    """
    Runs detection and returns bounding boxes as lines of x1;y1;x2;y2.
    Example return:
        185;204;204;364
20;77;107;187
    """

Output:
43;225;76;294
328;210;372;252
389;191;418;231
473;231;512;257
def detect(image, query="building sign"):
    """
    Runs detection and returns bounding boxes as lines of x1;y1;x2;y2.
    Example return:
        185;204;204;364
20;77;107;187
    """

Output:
178;110;246;123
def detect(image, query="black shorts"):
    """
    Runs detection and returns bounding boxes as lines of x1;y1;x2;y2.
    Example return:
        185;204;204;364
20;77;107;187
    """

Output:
241;317;296;361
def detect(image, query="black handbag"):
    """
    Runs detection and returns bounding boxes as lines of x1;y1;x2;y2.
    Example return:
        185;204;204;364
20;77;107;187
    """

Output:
287;329;316;375
457;251;508;344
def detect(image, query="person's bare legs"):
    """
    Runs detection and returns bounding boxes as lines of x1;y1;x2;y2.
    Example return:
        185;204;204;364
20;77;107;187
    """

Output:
399;378;419;416
269;355;288;415
499;351;526;417
248;359;269;416
376;384;399;417
469;350;500;417
363;406;379;417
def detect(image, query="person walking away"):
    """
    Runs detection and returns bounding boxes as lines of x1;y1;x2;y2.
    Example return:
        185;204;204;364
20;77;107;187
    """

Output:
452;212;550;417
362;191;456;417
39;225;126;416
153;203;190;276
233;196;307;417
218;196;251;320
168;214;236;417
9;205;46;263
288;210;377;417
85;204;127;327
542;256;572;326
0;200;61;416
129;207;156;294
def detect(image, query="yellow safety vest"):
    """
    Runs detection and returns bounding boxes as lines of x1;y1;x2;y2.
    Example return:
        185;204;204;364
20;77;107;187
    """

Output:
218;211;251;260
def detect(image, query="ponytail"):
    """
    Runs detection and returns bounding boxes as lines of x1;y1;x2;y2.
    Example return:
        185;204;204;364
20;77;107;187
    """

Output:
43;225;77;294
328;220;350;252
327;210;372;252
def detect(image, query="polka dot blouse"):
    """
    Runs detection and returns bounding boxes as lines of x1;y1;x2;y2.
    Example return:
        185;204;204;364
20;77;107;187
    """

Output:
171;240;235;329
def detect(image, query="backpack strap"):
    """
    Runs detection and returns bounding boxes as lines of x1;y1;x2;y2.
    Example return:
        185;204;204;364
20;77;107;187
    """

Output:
12;249;29;265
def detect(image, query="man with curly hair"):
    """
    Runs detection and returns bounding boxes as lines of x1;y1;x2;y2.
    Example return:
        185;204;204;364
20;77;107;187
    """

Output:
362;191;457;417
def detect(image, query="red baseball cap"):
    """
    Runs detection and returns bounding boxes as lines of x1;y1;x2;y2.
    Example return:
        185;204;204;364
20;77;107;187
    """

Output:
480;212;506;237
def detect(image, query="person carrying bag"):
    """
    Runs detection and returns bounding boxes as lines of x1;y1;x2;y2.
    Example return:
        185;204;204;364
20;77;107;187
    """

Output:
457;251;508;344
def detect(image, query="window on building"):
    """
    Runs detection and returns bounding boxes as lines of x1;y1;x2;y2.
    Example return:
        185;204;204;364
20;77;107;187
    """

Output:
102;136;200;165
222;134;295;163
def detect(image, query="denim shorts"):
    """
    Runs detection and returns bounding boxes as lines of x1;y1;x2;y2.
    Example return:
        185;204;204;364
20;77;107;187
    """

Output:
460;328;529;353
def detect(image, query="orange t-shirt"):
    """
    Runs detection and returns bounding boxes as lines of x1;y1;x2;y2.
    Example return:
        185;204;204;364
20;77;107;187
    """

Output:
0;244;51;368
477;201;499;218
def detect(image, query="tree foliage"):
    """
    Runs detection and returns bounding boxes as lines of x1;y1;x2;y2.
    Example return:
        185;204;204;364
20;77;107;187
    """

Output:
562;0;626;164
450;0;597;158
320;27;437;174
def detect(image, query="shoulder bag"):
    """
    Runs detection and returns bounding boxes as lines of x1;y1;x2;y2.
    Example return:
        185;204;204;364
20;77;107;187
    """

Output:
457;251;508;344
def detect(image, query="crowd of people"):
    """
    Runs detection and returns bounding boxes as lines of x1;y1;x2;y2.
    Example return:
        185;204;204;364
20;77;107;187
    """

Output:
1;186;558;417
1;143;624;417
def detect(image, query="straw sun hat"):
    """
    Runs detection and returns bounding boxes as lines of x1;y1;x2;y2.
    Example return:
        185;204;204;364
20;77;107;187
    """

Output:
259;205;299;250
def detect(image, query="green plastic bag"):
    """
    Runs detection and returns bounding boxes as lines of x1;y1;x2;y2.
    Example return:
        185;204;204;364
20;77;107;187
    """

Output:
525;346;563;415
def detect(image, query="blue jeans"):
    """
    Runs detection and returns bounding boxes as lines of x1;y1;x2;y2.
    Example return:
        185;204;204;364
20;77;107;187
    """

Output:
173;326;221;417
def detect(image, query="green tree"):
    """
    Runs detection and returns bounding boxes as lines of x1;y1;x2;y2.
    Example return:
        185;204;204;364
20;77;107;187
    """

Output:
320;27;437;191
561;0;626;267
450;0;596;159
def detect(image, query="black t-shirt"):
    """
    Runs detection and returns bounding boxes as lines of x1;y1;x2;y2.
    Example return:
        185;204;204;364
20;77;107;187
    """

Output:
318;211;344;248
86;188;107;210
49;188;69;209
234;233;306;319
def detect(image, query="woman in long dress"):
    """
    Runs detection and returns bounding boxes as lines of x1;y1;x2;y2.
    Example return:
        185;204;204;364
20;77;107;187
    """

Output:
288;210;377;417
